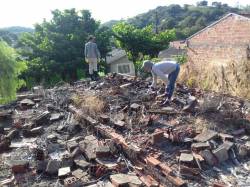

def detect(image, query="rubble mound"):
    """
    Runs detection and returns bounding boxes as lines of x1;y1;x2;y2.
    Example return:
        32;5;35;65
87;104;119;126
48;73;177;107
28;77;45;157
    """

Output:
0;73;250;187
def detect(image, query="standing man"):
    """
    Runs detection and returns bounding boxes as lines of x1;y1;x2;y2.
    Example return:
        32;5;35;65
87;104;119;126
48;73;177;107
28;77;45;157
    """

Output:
84;35;101;81
142;60;180;105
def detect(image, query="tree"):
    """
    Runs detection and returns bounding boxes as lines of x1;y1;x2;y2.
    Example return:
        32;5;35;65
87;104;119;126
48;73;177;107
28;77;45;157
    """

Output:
0;41;26;104
19;9;112;86
112;22;175;67
197;1;208;6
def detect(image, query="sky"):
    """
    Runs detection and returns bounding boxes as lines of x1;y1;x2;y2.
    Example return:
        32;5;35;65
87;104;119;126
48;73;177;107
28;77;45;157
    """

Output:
0;0;249;28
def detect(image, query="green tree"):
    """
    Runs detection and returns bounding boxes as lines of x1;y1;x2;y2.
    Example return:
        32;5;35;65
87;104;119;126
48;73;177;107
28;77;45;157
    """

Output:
112;22;175;65
19;9;112;87
0;41;26;104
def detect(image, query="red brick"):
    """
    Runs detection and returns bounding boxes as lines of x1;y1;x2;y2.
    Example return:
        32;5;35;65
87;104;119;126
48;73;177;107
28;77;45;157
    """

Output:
145;156;160;167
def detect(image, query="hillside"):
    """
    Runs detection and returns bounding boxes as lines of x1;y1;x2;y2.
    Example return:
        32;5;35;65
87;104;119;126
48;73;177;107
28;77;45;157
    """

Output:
1;26;34;35
103;3;246;39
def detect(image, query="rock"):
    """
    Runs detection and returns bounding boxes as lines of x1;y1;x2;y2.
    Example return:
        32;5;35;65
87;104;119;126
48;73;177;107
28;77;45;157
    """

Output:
30;126;44;135
0;138;11;152
72;169;88;180
114;120;125;129
183;96;197;112
58;167;71;178
213;145;229;163
219;133;234;142
46;160;61;175
99;114;110;124
238;145;249;158
151;131;164;145
96;146;111;158
179;153;194;163
67;141;78;152
50;113;63;121
34;111;50;126
200;150;217;166
79;135;98;161
20;99;35;108
130;103;140;110
6;129;19;139
74;157;90;170
232;129;246;136
47;133;57;142
36;160;48;173
221;141;234;151
110;173;142;187
10;160;29;173
194;130;218;142
191;142;210;151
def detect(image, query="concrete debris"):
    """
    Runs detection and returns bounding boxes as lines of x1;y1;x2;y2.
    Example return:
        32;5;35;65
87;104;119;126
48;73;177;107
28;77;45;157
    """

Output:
0;73;249;186
58;167;71;177
194;130;218;142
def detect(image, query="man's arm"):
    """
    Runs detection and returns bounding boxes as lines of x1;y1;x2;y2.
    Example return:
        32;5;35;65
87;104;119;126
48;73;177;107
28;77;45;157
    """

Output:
151;72;157;88
94;43;101;59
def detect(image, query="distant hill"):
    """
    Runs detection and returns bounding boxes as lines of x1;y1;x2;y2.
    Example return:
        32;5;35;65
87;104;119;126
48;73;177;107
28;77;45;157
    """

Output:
102;2;249;39
1;26;34;35
0;26;34;47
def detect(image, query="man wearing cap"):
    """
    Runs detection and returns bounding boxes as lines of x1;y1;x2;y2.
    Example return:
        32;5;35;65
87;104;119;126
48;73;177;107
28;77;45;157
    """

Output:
142;60;180;105
84;36;101;81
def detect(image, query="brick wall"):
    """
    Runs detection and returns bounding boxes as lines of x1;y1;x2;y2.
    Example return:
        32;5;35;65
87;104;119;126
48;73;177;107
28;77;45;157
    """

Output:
183;14;250;98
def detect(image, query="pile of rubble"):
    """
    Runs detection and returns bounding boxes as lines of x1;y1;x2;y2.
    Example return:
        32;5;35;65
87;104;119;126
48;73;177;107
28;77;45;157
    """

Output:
0;73;250;187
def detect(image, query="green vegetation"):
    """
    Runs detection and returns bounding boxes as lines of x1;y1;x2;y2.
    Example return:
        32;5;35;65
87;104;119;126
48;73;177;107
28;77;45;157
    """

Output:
18;9;112;87
0;41;26;104
113;23;175;65
104;1;247;39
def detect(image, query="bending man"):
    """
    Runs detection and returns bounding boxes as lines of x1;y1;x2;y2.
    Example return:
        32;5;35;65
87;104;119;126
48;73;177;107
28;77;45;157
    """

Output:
142;60;180;105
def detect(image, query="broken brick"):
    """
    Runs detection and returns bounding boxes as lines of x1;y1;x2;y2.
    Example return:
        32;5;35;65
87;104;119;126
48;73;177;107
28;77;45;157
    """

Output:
145;156;160;167
191;142;210;151
179;153;194;163
213;145;229;163
194;130;218;142
46;160;61;175
200;150;217;166
11;160;29;173
139;175;159;187
96;145;111;158
74;157;90;170
67;141;78;152
151;131;164;145
72;169;88;179
219;133;234;142
64;176;82;187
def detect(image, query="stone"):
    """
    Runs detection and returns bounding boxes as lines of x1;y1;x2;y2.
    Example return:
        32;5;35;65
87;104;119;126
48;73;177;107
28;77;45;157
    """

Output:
0;138;11;152
79;135;98;161
179;153;194;163
20;99;35;107
74;157;90;170
70;147;81;158
36;160;48;173
114;120;125;129
194;130;218;142
232;128;245;136
50;113;63;121
96;146;111;158
10;160;29;173
151;131;164;145
72;169;88;179
67;141;78;152
58;167;71;177
47;133;57;142
99;114;110;124
221;141;234;151
30;126;44;135
191;142;210;151
219;133;234;141
130;103;140;110
110;173;142;187
200;150;217;166
161;107;174;112
46;160;61;175
34;111;50;126
213;145;229;163
6;129;19;139
62;153;74;167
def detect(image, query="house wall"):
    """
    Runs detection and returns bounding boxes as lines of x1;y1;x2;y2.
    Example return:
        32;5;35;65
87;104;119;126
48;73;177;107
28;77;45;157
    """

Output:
183;14;250;98
110;56;135;75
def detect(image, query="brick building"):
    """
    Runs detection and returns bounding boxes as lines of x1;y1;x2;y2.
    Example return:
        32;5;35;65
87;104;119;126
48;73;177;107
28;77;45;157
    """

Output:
183;13;250;98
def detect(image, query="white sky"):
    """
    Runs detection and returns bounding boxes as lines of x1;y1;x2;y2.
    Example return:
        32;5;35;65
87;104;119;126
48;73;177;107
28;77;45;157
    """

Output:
0;0;249;28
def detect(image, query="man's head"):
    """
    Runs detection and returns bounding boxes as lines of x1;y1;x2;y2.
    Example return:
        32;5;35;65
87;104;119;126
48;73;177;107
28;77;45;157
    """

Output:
142;60;153;72
88;35;95;42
